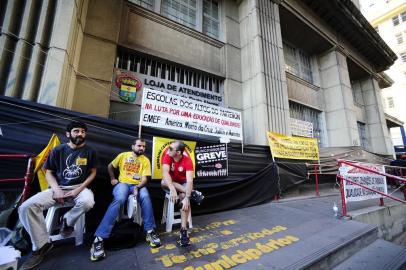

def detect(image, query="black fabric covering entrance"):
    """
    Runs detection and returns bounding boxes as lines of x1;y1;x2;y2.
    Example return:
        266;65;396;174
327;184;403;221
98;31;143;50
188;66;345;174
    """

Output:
0;96;304;229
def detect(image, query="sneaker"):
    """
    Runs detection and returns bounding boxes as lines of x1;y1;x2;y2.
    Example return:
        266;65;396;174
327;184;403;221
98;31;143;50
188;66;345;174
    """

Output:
146;230;161;247
60;218;74;237
90;238;106;261
178;228;190;247
191;190;204;205
20;242;53;270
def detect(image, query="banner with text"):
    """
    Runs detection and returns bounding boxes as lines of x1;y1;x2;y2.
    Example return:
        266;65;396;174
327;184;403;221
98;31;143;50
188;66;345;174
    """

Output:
195;144;228;178
152;136;196;179
339;162;387;202
267;132;319;160
111;68;224;106
141;88;243;140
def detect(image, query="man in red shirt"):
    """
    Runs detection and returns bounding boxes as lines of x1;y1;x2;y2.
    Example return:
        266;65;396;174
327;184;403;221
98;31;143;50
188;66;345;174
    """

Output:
161;140;204;246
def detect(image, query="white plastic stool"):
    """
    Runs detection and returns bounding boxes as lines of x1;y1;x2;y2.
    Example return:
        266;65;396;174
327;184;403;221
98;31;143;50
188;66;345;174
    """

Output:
161;193;192;232
119;194;142;225
45;202;85;246
0;246;20;270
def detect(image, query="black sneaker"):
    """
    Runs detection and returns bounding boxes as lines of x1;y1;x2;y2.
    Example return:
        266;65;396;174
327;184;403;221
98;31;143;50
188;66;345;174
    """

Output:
178;228;190;247
90;238;106;261
60;218;74;237
20;242;53;270
191;190;204;205
146;230;161;247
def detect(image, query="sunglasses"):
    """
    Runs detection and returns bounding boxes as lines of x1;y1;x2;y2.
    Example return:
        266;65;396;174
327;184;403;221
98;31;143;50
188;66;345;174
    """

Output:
169;147;178;151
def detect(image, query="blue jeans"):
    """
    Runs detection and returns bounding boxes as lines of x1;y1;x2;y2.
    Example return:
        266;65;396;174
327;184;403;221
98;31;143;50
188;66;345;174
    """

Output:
95;183;156;238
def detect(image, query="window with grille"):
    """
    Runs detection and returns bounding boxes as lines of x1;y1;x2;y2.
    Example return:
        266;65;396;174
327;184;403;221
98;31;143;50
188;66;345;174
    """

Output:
128;0;220;39
393;16;400;26
401;11;406;22
357;122;368;149
289;101;324;146
283;43;313;84
115;49;223;92
400;52;406;63
396;33;403;44
161;0;197;28
387;97;395;108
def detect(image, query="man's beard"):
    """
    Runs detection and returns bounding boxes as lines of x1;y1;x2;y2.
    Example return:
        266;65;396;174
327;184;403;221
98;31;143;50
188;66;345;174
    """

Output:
133;149;144;156
70;136;85;145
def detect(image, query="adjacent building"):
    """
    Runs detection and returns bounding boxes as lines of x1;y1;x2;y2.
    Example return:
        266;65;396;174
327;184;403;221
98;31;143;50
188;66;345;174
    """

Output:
0;0;400;155
361;0;406;156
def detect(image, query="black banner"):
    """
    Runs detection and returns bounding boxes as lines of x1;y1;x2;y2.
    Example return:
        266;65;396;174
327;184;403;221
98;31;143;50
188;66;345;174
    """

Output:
195;144;227;178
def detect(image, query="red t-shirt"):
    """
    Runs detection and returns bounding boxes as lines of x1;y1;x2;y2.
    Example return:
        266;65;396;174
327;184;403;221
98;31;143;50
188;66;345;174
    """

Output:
162;153;194;184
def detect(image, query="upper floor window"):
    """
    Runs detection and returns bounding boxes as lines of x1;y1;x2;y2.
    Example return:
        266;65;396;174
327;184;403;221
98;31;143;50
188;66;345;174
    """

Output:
401;11;406;22
393;16;400;26
128;0;220;39
387;96;395;108
400;52;406;62
283;42;313;84
396;33;403;44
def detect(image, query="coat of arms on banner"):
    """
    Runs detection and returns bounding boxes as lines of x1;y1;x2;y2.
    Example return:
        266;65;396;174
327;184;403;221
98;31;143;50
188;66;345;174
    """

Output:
115;70;142;103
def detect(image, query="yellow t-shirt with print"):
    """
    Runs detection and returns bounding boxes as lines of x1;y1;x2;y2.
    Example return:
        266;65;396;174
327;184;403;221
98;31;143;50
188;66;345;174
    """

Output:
111;152;151;185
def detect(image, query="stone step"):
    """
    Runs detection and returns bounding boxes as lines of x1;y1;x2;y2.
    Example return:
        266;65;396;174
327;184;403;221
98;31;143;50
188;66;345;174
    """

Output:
333;239;406;270
281;221;378;269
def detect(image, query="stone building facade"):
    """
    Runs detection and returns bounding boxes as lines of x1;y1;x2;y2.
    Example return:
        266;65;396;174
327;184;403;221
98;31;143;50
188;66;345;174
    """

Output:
0;0;399;155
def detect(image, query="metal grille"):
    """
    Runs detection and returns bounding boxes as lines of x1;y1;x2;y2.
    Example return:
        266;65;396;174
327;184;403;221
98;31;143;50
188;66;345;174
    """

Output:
283;43;313;84
357;122;368;149
115;49;223;93
289;101;324;145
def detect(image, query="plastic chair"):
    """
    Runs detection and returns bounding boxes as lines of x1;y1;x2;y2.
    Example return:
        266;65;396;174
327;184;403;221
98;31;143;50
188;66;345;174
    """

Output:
0;246;20;270
161;193;192;232
44;202;85;246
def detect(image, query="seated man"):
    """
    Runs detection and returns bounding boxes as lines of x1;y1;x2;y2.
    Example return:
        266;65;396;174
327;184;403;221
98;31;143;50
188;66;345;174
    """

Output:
19;121;97;270
161;140;204;246
90;138;160;261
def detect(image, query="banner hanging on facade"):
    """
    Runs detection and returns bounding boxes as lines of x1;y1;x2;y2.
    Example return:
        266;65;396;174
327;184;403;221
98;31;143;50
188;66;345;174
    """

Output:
111;68;224;106
195;144;228;177
339;162;387;202
151;136;196;179
141;88;243;140
290;118;313;138
267;132;319;160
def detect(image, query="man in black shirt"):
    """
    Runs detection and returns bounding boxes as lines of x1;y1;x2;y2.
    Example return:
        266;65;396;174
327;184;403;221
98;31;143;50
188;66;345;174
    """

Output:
19;121;97;270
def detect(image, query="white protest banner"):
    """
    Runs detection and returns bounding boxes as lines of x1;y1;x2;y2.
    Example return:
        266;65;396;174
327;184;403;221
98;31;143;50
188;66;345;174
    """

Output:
339;162;387;202
140;88;243;140
111;68;224;106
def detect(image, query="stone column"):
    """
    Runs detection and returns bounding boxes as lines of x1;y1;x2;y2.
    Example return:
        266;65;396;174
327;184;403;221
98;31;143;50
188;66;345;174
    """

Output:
239;0;290;145
4;0;41;98
361;76;393;155
319;49;359;147
37;0;76;106
21;0;55;101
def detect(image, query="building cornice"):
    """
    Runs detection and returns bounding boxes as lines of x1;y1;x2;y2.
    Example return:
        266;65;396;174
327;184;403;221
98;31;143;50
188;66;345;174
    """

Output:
300;0;397;72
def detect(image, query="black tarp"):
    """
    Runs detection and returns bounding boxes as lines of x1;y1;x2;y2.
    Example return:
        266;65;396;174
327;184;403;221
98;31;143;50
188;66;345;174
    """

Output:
1;96;297;229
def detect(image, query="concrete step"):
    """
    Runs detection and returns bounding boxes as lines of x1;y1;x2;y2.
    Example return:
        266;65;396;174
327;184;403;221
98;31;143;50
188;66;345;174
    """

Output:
282;221;378;269
333;239;406;270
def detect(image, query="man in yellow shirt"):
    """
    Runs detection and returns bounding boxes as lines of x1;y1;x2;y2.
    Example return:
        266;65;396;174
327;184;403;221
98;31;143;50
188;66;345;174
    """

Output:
90;138;160;261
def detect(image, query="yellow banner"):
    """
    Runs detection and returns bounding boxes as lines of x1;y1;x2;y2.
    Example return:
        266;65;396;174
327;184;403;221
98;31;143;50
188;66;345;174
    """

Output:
267;132;319;160
34;134;61;190
152;137;196;179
